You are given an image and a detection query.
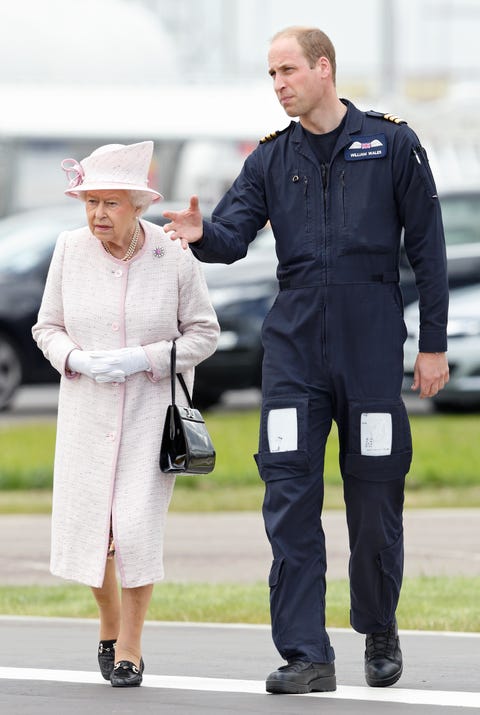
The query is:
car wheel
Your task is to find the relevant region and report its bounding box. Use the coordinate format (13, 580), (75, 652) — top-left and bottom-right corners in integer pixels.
(0, 333), (22, 410)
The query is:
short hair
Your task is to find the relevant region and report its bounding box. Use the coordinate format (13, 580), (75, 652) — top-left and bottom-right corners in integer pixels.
(271, 27), (337, 84)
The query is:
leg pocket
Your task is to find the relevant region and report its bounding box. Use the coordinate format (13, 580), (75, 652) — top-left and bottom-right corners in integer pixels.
(342, 399), (412, 481)
(254, 396), (310, 482)
(269, 555), (285, 588)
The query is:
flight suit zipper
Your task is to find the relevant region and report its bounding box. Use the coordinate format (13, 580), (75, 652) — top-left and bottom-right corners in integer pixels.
(321, 163), (329, 279)
(322, 302), (327, 361)
(341, 170), (346, 226)
(321, 163), (328, 205)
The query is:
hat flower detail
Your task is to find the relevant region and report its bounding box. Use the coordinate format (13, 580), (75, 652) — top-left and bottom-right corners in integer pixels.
(61, 158), (85, 189)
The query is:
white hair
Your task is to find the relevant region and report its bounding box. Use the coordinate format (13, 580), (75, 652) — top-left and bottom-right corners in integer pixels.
(77, 189), (155, 215)
(127, 190), (156, 214)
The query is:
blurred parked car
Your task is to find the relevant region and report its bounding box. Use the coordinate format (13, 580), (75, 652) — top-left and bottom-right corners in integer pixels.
(0, 201), (273, 410)
(194, 228), (276, 406)
(0, 189), (479, 410)
(0, 205), (84, 410)
(403, 284), (480, 411)
(0, 202), (191, 410)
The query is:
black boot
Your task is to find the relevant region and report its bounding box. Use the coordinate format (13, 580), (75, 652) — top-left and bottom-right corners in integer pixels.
(266, 659), (336, 694)
(365, 618), (403, 687)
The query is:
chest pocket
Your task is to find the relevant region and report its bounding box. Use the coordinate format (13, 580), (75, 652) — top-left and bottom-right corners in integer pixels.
(266, 169), (317, 264)
(337, 161), (398, 256)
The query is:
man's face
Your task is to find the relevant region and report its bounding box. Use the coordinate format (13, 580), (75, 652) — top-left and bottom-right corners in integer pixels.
(268, 36), (325, 118)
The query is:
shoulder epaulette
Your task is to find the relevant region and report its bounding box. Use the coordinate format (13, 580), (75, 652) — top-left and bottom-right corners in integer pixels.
(366, 110), (407, 125)
(260, 131), (279, 144)
(259, 123), (292, 144)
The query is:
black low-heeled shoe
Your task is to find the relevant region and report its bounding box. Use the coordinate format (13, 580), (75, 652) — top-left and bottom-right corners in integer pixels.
(98, 639), (116, 680)
(110, 658), (145, 688)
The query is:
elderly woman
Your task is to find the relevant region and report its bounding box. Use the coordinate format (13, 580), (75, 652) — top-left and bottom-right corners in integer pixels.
(32, 141), (219, 688)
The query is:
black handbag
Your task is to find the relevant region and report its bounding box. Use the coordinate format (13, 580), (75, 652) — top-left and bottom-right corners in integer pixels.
(160, 342), (216, 474)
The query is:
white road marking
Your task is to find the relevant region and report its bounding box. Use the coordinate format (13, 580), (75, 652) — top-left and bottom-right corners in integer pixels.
(0, 667), (478, 708)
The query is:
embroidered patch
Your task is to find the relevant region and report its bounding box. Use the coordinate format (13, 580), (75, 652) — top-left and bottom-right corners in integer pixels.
(344, 134), (387, 162)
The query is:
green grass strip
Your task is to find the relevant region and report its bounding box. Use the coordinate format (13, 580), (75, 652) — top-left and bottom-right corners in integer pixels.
(2, 412), (480, 491)
(2, 409), (480, 510)
(0, 576), (478, 632)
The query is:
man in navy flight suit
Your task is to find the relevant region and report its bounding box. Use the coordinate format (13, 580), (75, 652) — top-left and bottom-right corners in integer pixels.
(164, 26), (449, 694)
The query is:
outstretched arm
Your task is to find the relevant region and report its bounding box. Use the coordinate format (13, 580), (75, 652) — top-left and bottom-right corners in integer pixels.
(163, 195), (203, 250)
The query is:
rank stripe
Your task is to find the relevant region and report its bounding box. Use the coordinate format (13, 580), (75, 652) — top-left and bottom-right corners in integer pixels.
(0, 667), (478, 708)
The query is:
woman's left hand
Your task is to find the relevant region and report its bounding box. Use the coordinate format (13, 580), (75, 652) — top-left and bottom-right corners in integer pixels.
(92, 347), (150, 382)
(68, 349), (125, 382)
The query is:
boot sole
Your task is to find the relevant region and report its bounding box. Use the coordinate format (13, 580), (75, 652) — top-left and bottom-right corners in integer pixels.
(366, 666), (402, 688)
(266, 674), (337, 694)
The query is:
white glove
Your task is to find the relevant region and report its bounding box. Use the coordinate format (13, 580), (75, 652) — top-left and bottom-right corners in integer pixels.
(92, 347), (151, 382)
(67, 349), (126, 383)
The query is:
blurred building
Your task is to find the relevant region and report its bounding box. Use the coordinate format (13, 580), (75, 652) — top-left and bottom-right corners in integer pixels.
(135, 0), (480, 98)
(0, 0), (479, 214)
(0, 0), (178, 85)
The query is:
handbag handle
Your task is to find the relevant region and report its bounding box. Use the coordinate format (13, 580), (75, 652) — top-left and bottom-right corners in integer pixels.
(169, 342), (194, 439)
(170, 342), (194, 408)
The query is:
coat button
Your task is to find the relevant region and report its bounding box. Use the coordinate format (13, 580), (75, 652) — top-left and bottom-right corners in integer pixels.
(106, 431), (116, 441)
(113, 269), (123, 277)
(111, 322), (119, 331)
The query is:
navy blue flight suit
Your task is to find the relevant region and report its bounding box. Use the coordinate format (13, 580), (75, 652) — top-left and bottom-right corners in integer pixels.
(192, 100), (448, 664)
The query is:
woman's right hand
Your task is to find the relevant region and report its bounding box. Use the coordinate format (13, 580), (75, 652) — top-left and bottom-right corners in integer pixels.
(67, 349), (126, 382)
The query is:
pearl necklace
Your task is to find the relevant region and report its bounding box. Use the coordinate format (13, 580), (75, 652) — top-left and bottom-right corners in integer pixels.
(103, 221), (141, 261)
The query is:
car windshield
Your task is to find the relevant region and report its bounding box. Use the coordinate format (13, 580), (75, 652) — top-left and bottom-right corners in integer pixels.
(440, 194), (480, 246)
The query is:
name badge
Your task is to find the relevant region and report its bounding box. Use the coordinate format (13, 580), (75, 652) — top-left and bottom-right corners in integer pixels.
(345, 134), (387, 162)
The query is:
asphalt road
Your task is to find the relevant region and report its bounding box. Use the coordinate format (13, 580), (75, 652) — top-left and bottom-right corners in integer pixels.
(1, 508), (480, 587)
(0, 618), (479, 714)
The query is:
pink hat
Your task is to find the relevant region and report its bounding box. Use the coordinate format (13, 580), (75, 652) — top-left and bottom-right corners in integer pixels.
(61, 141), (163, 201)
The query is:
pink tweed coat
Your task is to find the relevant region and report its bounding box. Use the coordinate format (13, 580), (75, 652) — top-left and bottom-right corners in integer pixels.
(32, 219), (219, 588)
